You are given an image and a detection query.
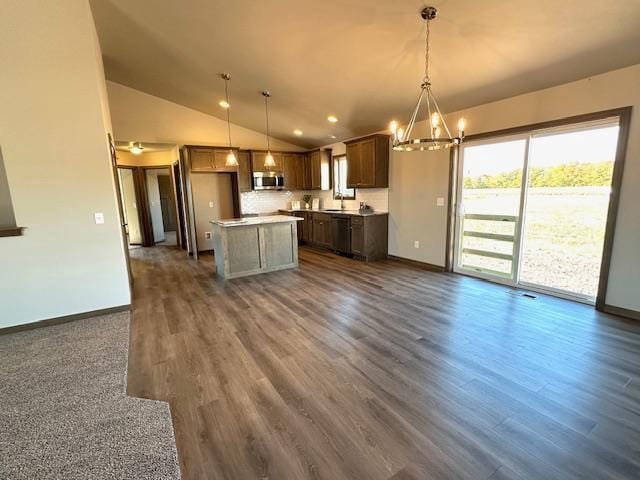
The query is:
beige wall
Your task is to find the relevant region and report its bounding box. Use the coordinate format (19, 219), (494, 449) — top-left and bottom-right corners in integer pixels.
(116, 148), (178, 167)
(389, 63), (640, 311)
(0, 0), (130, 327)
(190, 173), (235, 251)
(107, 82), (304, 152)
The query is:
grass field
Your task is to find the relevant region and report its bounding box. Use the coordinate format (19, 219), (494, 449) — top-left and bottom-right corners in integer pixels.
(460, 186), (610, 298)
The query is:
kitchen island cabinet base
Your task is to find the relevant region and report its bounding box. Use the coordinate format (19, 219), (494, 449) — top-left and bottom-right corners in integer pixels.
(211, 216), (302, 279)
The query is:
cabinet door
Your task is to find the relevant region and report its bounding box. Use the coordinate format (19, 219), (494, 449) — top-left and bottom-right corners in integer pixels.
(283, 154), (296, 189)
(294, 212), (304, 242)
(190, 149), (214, 171)
(303, 213), (312, 242)
(346, 143), (361, 187)
(295, 154), (306, 190)
(359, 138), (376, 187)
(350, 217), (365, 255)
(237, 151), (252, 192)
(312, 219), (323, 244)
(302, 155), (312, 189)
(310, 151), (321, 189)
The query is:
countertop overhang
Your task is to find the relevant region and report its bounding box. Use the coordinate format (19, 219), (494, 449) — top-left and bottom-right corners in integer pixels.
(279, 208), (388, 217)
(211, 215), (302, 228)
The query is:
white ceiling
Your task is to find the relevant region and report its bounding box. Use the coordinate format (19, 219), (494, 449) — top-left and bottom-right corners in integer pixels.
(115, 141), (175, 152)
(91, 0), (640, 148)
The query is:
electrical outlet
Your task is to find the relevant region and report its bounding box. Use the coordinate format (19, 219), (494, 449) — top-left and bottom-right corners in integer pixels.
(94, 212), (104, 224)
(209, 201), (214, 208)
(436, 197), (445, 207)
(414, 240), (420, 249)
(205, 232), (212, 240)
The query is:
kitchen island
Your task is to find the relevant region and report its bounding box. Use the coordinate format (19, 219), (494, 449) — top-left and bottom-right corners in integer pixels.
(210, 215), (302, 279)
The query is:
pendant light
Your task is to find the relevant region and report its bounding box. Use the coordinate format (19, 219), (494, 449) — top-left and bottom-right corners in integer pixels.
(389, 6), (466, 152)
(128, 142), (144, 155)
(221, 73), (238, 167)
(262, 91), (276, 167)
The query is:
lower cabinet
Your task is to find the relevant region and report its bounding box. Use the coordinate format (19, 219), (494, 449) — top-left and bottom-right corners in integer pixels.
(312, 213), (332, 248)
(350, 216), (365, 255)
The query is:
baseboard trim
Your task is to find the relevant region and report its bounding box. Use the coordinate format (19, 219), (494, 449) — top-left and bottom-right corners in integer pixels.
(601, 304), (640, 321)
(388, 255), (445, 272)
(0, 304), (132, 336)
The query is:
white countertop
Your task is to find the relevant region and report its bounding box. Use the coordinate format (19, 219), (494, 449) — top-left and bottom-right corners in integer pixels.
(211, 215), (302, 228)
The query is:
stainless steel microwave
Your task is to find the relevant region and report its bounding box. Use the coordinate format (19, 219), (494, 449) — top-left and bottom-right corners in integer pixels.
(253, 171), (284, 190)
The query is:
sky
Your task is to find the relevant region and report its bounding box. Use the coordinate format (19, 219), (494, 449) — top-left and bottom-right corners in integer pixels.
(462, 125), (619, 178)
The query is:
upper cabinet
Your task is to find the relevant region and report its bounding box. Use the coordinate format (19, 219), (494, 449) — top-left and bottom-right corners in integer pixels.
(345, 134), (390, 188)
(283, 153), (307, 190)
(185, 146), (239, 173)
(184, 145), (331, 192)
(237, 150), (252, 192)
(307, 149), (331, 190)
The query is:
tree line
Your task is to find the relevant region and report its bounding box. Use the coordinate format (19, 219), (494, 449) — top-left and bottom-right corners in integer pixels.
(463, 161), (613, 189)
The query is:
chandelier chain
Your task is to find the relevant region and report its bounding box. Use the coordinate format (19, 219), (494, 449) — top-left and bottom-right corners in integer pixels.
(264, 94), (271, 152)
(224, 77), (232, 149)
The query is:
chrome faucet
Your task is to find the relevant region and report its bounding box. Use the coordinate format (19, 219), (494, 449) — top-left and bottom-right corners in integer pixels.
(339, 191), (345, 210)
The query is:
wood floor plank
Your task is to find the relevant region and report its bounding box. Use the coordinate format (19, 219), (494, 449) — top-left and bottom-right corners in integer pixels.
(126, 245), (640, 480)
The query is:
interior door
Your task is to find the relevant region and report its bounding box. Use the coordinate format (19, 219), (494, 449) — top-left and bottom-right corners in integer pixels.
(454, 135), (529, 284)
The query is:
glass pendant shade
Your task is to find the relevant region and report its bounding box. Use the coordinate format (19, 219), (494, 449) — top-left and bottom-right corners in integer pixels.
(264, 151), (276, 167)
(225, 150), (238, 167)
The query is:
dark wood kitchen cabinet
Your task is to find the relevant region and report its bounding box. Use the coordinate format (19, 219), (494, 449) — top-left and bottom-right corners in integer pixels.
(284, 153), (309, 190)
(312, 213), (332, 247)
(345, 134), (389, 188)
(185, 146), (239, 173)
(350, 214), (388, 261)
(307, 149), (331, 190)
(237, 150), (252, 192)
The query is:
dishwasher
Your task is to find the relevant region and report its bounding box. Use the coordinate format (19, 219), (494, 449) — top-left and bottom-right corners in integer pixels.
(331, 214), (351, 254)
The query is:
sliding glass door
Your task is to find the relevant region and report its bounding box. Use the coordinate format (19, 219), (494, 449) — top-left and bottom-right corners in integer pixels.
(454, 119), (619, 303)
(454, 135), (528, 282)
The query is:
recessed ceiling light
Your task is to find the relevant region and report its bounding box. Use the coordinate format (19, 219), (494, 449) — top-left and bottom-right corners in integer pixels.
(219, 100), (230, 108)
(329, 135), (337, 139)
(327, 115), (338, 123)
(293, 129), (303, 136)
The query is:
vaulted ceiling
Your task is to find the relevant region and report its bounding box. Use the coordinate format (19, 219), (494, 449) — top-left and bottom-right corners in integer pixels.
(91, 0), (640, 148)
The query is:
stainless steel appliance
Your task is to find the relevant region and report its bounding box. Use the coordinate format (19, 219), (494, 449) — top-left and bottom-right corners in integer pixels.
(331, 214), (351, 254)
(253, 171), (284, 190)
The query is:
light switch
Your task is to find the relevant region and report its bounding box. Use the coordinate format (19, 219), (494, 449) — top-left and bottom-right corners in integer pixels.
(94, 212), (105, 224)
(436, 197), (445, 207)
(414, 240), (420, 249)
(209, 201), (214, 208)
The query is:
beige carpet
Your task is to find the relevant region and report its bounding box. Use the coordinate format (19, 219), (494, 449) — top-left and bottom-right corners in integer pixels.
(0, 312), (181, 479)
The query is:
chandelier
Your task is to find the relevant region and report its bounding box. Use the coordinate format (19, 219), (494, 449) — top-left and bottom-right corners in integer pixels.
(390, 6), (465, 152)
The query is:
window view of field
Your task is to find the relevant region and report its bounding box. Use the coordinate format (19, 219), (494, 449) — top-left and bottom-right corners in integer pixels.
(459, 125), (618, 299)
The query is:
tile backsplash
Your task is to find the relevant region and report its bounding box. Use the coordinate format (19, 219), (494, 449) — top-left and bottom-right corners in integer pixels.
(240, 188), (388, 214)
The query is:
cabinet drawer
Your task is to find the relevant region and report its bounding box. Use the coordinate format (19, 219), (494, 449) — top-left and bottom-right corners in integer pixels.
(312, 213), (332, 223)
(351, 216), (364, 226)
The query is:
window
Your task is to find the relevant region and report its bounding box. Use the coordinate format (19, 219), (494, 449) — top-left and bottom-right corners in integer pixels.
(333, 155), (355, 200)
(0, 146), (22, 237)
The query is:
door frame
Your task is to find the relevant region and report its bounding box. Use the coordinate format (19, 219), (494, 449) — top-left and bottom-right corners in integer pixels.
(446, 106), (632, 311)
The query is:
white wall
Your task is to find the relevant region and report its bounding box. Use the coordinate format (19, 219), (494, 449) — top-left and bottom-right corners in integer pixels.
(389, 64), (640, 311)
(0, 0), (130, 327)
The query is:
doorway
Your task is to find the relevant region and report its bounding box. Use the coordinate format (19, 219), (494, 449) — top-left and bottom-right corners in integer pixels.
(117, 167), (143, 246)
(454, 117), (622, 304)
(145, 168), (178, 246)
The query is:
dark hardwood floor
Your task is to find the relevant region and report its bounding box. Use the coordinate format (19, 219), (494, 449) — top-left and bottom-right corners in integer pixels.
(127, 245), (640, 480)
